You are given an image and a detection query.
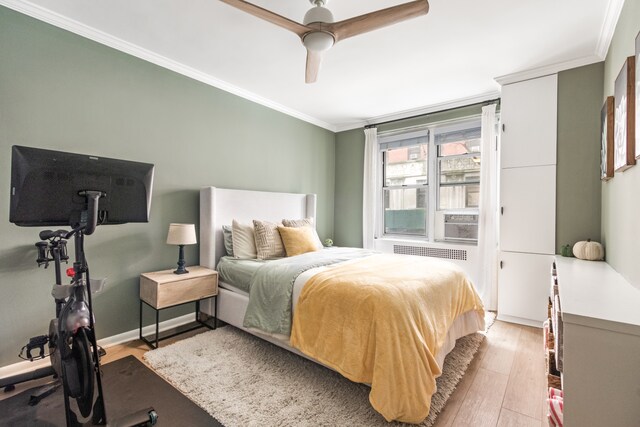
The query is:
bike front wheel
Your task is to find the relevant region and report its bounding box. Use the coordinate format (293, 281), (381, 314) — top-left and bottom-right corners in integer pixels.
(71, 327), (95, 417)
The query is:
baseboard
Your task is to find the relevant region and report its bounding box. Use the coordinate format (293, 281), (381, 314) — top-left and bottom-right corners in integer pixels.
(0, 313), (194, 379)
(496, 313), (543, 328)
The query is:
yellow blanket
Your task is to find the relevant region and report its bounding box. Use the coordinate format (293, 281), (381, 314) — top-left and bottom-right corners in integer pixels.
(290, 254), (484, 424)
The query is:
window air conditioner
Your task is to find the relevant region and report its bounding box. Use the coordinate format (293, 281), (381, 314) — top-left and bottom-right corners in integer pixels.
(443, 214), (479, 242)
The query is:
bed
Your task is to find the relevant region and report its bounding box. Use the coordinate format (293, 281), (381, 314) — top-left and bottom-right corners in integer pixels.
(199, 187), (485, 424)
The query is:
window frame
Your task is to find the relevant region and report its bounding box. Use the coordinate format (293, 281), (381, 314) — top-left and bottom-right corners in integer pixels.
(377, 115), (483, 244)
(379, 131), (430, 238)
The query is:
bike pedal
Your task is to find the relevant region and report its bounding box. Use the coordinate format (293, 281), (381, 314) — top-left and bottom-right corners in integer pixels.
(25, 335), (49, 361)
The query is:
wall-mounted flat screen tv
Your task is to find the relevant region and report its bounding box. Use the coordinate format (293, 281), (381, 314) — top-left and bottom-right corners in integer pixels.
(10, 146), (155, 227)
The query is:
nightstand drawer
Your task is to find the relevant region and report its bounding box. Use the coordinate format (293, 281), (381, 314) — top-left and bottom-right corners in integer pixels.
(140, 266), (218, 309)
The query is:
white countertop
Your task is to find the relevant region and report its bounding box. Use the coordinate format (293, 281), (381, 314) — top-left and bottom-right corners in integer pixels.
(554, 257), (640, 335)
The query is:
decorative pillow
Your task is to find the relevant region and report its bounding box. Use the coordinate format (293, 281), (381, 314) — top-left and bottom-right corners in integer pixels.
(222, 225), (234, 257)
(253, 220), (286, 260)
(232, 220), (257, 259)
(281, 217), (323, 249)
(278, 226), (320, 257)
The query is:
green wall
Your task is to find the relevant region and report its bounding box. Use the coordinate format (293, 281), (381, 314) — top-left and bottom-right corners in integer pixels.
(0, 7), (335, 367)
(601, 0), (640, 286)
(334, 129), (365, 247)
(556, 63), (604, 252)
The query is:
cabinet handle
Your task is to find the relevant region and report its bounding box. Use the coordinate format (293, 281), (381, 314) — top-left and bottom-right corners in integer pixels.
(500, 207), (504, 215)
(500, 261), (503, 269)
(502, 124), (505, 132)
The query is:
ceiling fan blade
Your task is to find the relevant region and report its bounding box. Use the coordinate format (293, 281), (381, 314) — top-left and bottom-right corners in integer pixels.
(305, 49), (323, 84)
(327, 0), (429, 43)
(219, 0), (310, 38)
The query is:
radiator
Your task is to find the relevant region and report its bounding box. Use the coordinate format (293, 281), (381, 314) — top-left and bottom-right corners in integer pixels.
(393, 245), (467, 261)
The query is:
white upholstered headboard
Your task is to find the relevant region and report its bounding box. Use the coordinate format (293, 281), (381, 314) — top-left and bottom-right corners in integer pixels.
(199, 187), (317, 269)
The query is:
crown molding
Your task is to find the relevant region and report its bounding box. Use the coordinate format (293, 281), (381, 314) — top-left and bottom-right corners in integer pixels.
(494, 54), (603, 86)
(0, 0), (336, 132)
(596, 0), (626, 59)
(334, 91), (502, 132)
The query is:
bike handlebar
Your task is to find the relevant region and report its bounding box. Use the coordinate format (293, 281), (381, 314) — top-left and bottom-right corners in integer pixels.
(39, 229), (70, 241)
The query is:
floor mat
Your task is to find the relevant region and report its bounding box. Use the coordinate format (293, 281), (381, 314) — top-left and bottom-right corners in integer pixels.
(0, 355), (222, 427)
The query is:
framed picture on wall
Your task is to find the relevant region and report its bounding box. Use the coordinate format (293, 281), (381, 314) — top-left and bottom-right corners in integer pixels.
(636, 31), (640, 159)
(601, 96), (614, 181)
(614, 56), (636, 171)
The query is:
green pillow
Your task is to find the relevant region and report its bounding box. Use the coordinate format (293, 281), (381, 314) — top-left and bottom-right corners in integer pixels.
(222, 225), (234, 257)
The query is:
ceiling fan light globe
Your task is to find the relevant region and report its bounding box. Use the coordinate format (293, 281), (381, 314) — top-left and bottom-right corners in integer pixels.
(303, 6), (334, 25)
(303, 31), (334, 52)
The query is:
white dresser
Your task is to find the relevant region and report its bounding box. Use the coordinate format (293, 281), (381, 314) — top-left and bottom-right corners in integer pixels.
(554, 257), (640, 427)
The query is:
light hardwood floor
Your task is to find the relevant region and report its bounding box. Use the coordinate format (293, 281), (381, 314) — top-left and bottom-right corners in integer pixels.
(3, 320), (547, 426)
(433, 320), (548, 427)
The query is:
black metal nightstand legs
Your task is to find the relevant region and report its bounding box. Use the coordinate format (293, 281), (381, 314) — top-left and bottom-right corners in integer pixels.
(139, 296), (217, 349)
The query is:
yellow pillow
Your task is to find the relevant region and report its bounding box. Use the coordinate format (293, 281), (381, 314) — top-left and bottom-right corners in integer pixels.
(277, 226), (319, 257)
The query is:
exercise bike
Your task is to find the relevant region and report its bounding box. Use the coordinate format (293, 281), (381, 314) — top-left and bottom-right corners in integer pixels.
(1, 191), (158, 427)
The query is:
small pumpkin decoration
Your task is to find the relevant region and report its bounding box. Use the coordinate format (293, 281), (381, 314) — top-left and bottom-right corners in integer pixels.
(573, 239), (604, 261)
(561, 244), (572, 257)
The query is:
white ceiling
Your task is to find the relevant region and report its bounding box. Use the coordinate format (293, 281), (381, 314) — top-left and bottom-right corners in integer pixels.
(2, 0), (622, 131)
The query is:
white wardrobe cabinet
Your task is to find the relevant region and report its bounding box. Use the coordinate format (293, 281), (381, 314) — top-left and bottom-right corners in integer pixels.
(500, 74), (558, 169)
(497, 251), (553, 324)
(499, 165), (556, 254)
(497, 73), (557, 326)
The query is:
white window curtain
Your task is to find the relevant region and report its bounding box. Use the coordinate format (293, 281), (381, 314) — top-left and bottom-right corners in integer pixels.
(477, 103), (498, 310)
(362, 127), (378, 249)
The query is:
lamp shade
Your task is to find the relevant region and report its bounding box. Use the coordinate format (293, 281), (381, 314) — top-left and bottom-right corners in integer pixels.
(166, 223), (197, 245)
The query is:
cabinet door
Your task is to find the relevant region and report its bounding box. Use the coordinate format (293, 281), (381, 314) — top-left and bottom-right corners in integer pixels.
(500, 165), (555, 254)
(498, 251), (552, 323)
(501, 74), (557, 168)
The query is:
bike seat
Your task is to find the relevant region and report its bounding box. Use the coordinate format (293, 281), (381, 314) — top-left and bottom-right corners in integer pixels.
(39, 229), (70, 240)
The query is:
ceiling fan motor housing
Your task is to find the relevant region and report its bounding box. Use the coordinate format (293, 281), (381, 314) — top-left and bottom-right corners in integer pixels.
(303, 31), (335, 52)
(302, 4), (335, 52)
(303, 5), (334, 25)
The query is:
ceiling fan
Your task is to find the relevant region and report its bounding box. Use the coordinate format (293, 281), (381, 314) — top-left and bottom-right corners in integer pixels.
(219, 0), (430, 83)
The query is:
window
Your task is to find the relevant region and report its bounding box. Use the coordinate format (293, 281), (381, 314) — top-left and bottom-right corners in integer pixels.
(380, 130), (429, 237)
(378, 117), (482, 243)
(436, 120), (481, 211)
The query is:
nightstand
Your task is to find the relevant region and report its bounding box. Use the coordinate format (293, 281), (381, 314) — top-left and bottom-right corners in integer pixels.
(139, 266), (218, 349)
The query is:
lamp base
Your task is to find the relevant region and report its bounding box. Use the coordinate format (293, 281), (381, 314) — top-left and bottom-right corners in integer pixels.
(173, 245), (189, 275)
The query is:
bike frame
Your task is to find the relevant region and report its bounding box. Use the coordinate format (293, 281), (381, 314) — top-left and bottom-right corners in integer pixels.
(56, 191), (108, 426)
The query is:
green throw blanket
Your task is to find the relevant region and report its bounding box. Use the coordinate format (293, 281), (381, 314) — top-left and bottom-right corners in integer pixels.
(243, 247), (375, 336)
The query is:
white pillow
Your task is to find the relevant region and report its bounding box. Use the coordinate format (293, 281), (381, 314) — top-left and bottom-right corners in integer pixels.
(232, 220), (257, 259)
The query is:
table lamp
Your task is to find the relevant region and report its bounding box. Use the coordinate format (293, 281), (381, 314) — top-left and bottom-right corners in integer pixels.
(166, 223), (197, 274)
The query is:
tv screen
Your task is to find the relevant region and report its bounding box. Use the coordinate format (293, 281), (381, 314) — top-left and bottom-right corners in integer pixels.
(10, 146), (155, 227)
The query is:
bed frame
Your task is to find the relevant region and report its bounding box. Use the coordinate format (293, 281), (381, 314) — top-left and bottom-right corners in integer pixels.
(198, 186), (484, 368)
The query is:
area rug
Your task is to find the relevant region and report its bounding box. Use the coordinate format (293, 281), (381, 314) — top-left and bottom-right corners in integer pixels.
(0, 355), (221, 427)
(144, 312), (495, 427)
